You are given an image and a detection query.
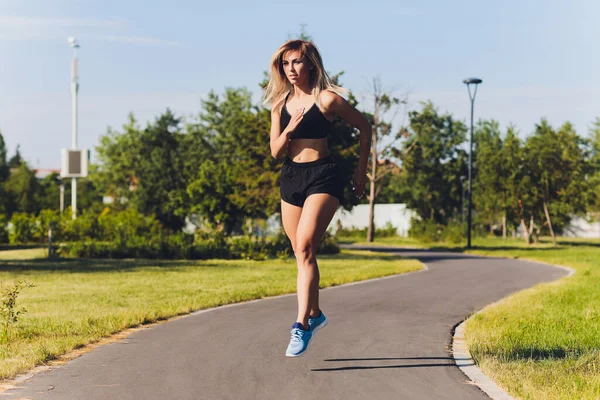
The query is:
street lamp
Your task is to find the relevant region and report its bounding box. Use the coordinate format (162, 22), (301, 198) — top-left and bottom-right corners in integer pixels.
(463, 77), (482, 248)
(460, 175), (467, 225)
(68, 37), (80, 219)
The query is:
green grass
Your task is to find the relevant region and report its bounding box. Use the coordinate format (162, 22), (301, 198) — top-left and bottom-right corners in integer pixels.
(464, 242), (600, 400)
(343, 235), (600, 400)
(0, 248), (421, 381)
(0, 248), (48, 260)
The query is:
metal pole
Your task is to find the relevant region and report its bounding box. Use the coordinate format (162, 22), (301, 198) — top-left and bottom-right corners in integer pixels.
(70, 43), (79, 219)
(463, 79), (481, 248)
(467, 95), (474, 248)
(461, 178), (466, 225)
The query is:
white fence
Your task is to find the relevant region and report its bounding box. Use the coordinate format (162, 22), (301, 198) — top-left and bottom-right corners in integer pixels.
(329, 204), (415, 237)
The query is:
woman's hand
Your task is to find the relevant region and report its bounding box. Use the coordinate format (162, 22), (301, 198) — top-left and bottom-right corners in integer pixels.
(352, 169), (366, 199)
(283, 106), (305, 136)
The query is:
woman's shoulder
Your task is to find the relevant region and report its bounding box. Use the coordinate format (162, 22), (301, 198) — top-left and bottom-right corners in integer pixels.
(319, 89), (345, 113)
(271, 92), (290, 115)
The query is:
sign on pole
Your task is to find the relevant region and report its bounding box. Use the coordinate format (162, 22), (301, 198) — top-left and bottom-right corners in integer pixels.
(60, 148), (89, 178)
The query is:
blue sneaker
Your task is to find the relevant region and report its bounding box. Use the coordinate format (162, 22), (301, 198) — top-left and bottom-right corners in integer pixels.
(308, 311), (328, 334)
(285, 322), (312, 357)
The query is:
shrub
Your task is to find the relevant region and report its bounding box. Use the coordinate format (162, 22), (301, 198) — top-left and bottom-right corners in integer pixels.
(0, 216), (9, 244)
(335, 222), (398, 240)
(9, 213), (36, 244)
(408, 218), (443, 243)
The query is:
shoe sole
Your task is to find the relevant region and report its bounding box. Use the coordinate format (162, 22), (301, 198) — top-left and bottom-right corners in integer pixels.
(311, 317), (328, 335)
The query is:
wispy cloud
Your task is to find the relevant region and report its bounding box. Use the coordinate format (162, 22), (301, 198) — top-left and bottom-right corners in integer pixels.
(0, 15), (125, 28)
(89, 35), (181, 47)
(0, 15), (180, 47)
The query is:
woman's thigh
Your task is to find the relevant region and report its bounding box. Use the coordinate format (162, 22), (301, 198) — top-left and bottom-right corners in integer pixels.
(281, 199), (303, 252)
(295, 194), (340, 250)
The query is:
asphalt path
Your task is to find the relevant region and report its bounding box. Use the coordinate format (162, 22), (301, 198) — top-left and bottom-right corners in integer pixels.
(3, 247), (568, 400)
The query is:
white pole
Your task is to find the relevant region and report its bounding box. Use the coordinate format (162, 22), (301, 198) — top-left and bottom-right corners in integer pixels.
(60, 184), (65, 212)
(70, 40), (79, 219)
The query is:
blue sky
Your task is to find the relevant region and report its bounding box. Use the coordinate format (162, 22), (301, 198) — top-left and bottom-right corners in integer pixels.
(0, 0), (598, 168)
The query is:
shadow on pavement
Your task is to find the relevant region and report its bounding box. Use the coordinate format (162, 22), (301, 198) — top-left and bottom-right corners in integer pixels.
(312, 363), (455, 372)
(325, 357), (454, 362)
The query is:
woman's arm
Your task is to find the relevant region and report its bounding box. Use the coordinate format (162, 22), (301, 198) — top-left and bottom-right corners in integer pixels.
(270, 98), (305, 159)
(322, 91), (372, 197)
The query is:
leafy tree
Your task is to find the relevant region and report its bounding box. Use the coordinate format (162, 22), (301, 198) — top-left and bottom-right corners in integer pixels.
(589, 118), (600, 215)
(499, 126), (532, 240)
(7, 145), (23, 169)
(522, 120), (593, 245)
(0, 129), (8, 182)
(95, 111), (192, 230)
(94, 114), (143, 207)
(133, 110), (188, 231)
(38, 172), (62, 211)
(187, 88), (280, 234)
(4, 162), (41, 215)
(473, 120), (505, 234)
(397, 101), (468, 225)
(360, 78), (410, 241)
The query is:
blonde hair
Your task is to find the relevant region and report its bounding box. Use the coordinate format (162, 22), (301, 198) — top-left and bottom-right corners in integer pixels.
(262, 39), (346, 109)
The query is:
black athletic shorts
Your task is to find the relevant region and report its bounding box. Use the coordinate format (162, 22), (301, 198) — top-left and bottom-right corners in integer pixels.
(280, 155), (345, 207)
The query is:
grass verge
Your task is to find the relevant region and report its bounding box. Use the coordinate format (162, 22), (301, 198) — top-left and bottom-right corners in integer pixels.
(0, 248), (421, 381)
(464, 243), (600, 400)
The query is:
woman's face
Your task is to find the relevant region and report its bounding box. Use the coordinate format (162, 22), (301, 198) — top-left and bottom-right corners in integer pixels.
(282, 49), (312, 86)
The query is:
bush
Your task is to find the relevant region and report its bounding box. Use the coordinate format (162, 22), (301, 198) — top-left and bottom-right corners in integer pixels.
(317, 232), (340, 254)
(29, 209), (340, 260)
(444, 222), (466, 244)
(58, 210), (100, 242)
(335, 222), (398, 240)
(57, 230), (340, 260)
(9, 213), (37, 244)
(98, 208), (165, 243)
(0, 216), (9, 244)
(409, 218), (467, 244)
(34, 210), (60, 243)
(408, 218), (443, 243)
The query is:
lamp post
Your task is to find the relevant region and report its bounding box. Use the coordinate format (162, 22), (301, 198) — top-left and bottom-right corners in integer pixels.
(68, 37), (80, 219)
(460, 175), (467, 225)
(463, 77), (482, 248)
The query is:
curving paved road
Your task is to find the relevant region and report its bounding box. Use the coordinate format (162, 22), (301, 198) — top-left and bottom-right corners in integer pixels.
(3, 247), (568, 400)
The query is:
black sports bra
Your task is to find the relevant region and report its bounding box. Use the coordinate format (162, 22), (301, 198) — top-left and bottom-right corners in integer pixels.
(279, 92), (333, 140)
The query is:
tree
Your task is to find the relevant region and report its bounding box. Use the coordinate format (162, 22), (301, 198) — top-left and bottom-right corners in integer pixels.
(133, 110), (188, 231)
(0, 129), (8, 215)
(8, 145), (23, 169)
(397, 101), (468, 225)
(94, 114), (143, 207)
(4, 162), (41, 215)
(523, 120), (593, 245)
(589, 118), (600, 216)
(38, 173), (62, 211)
(95, 111), (192, 230)
(362, 78), (409, 242)
(187, 88), (280, 234)
(0, 129), (8, 182)
(473, 120), (505, 235)
(499, 126), (532, 241)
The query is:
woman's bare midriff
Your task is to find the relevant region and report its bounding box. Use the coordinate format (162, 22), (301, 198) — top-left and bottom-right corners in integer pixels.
(287, 138), (329, 162)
